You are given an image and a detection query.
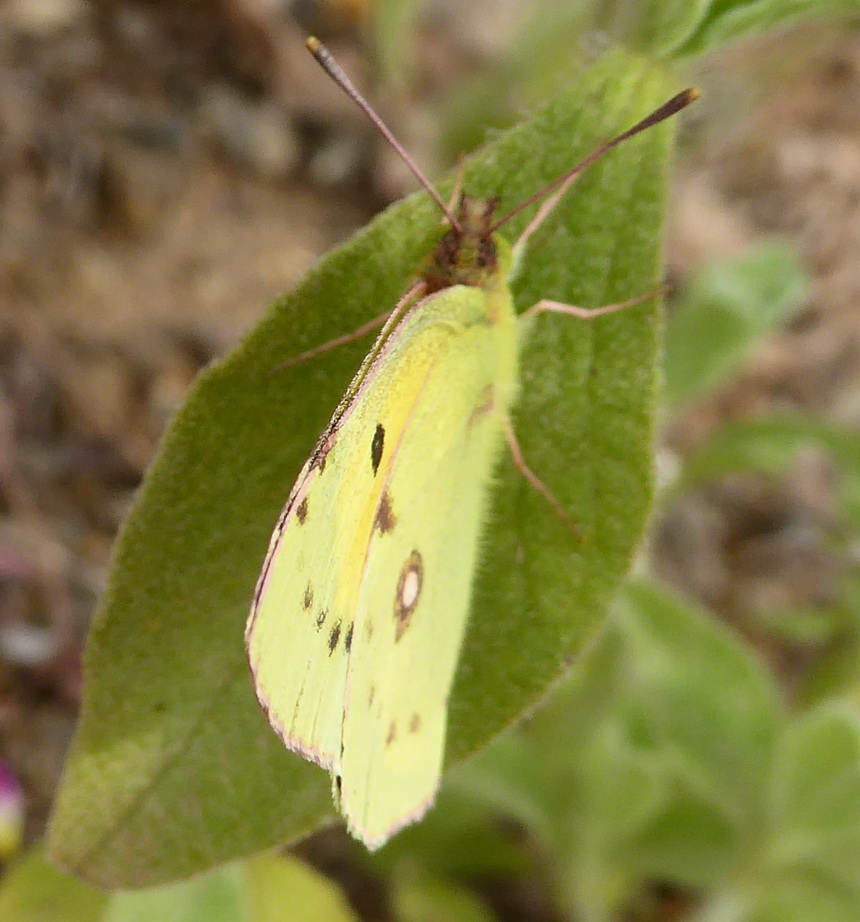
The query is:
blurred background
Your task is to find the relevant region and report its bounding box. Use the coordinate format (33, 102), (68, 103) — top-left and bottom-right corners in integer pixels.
(1, 1), (860, 920)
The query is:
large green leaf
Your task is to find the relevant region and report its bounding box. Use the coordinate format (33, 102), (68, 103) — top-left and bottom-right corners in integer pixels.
(49, 49), (683, 886)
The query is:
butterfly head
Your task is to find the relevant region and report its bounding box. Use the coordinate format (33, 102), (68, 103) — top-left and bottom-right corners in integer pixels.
(420, 193), (513, 293)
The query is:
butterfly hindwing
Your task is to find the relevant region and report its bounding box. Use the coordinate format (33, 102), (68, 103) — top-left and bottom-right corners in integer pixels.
(249, 274), (519, 843)
(337, 281), (519, 845)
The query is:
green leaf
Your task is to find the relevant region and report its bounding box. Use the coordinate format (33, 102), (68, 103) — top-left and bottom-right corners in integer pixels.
(619, 580), (782, 822)
(373, 0), (427, 87)
(609, 579), (783, 888)
(105, 855), (358, 922)
(105, 866), (246, 922)
(49, 50), (682, 886)
(390, 871), (496, 922)
(627, 790), (740, 886)
(0, 847), (107, 922)
(509, 580), (783, 916)
(767, 704), (860, 886)
(591, 0), (713, 59)
(245, 854), (359, 922)
(663, 242), (807, 410)
(745, 879), (860, 922)
(674, 0), (860, 58)
(698, 878), (860, 922)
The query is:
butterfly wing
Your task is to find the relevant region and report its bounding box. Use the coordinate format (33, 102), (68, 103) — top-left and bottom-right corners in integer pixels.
(247, 279), (518, 844)
(338, 283), (519, 847)
(246, 291), (423, 768)
(246, 440), (363, 769)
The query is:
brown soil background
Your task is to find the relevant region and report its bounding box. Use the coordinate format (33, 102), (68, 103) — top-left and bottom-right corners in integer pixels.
(1, 0), (859, 909)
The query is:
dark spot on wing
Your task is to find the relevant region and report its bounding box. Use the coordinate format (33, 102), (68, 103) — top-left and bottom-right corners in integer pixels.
(374, 490), (397, 534)
(386, 722), (396, 746)
(365, 619), (374, 640)
(394, 550), (423, 642)
(316, 609), (327, 630)
(368, 684), (376, 706)
(328, 621), (341, 654)
(409, 713), (421, 733)
(344, 623), (354, 653)
(303, 584), (314, 610)
(296, 496), (308, 524)
(371, 423), (385, 474)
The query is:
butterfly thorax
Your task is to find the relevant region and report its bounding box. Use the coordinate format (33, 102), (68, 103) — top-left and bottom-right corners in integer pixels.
(421, 194), (504, 293)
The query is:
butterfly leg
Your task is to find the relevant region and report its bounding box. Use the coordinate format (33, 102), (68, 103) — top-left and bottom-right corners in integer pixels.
(522, 286), (667, 323)
(502, 416), (581, 538)
(269, 310), (394, 373)
(269, 280), (431, 374)
(511, 177), (576, 265)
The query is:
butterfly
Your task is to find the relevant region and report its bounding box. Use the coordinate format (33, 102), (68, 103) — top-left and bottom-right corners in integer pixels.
(246, 36), (697, 849)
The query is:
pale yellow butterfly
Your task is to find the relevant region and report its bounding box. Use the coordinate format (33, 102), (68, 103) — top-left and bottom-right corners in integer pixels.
(246, 37), (697, 848)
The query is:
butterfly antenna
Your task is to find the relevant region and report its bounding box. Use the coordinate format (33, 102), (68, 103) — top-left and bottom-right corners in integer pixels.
(491, 88), (700, 235)
(307, 37), (460, 230)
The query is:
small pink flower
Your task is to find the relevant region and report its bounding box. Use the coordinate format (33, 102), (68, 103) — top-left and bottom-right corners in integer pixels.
(0, 761), (24, 860)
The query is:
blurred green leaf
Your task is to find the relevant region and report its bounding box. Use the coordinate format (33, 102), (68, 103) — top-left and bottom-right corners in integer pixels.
(439, 3), (591, 157)
(591, 0), (713, 58)
(576, 724), (666, 846)
(107, 854), (357, 922)
(245, 854), (359, 922)
(618, 580), (782, 830)
(372, 0), (425, 85)
(0, 847), (107, 922)
(768, 705), (860, 880)
(515, 579), (784, 915)
(50, 50), (681, 887)
(105, 866), (245, 922)
(663, 243), (807, 410)
(744, 880), (860, 922)
(676, 706), (860, 921)
(628, 790), (740, 886)
(674, 0), (860, 58)
(391, 871), (495, 922)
